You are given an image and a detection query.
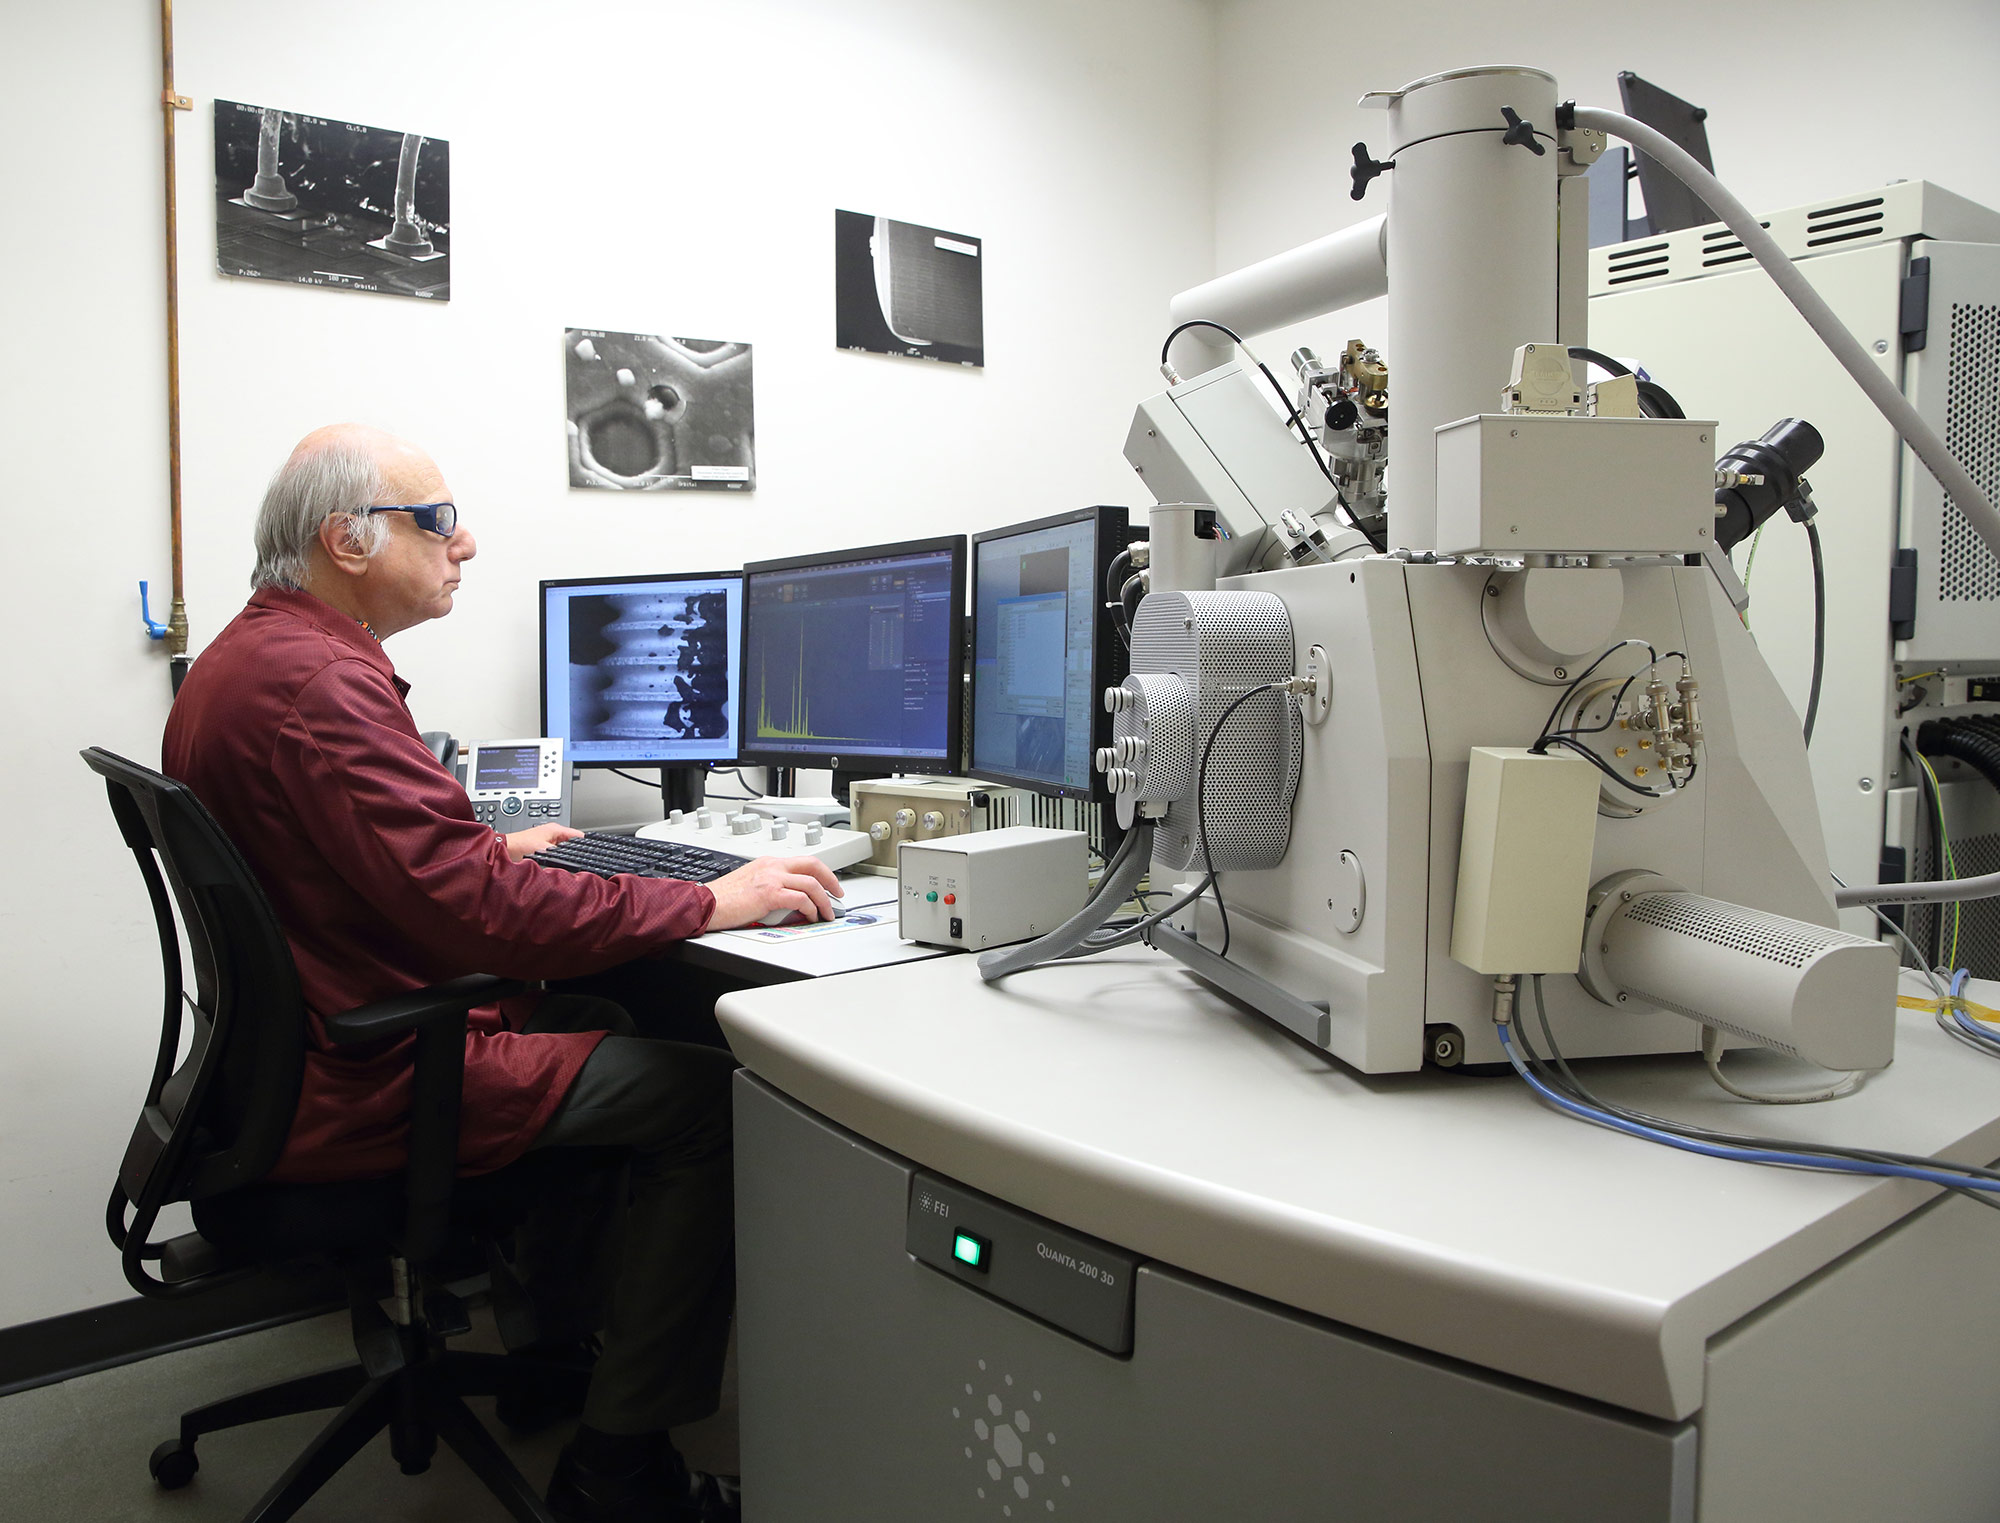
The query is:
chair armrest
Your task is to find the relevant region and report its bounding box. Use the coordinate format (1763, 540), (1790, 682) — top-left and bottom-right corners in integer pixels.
(324, 975), (527, 1048)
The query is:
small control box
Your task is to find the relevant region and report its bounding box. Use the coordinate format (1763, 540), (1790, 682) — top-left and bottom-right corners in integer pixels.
(899, 826), (1088, 950)
(849, 776), (1025, 875)
(461, 737), (571, 835)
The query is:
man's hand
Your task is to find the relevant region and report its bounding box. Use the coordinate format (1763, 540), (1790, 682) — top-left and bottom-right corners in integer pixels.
(703, 855), (842, 931)
(504, 823), (584, 863)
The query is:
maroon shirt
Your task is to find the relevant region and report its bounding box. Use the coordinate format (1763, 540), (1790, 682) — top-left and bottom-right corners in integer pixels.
(162, 587), (716, 1182)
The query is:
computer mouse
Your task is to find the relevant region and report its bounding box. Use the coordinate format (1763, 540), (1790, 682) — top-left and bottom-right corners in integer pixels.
(752, 895), (848, 928)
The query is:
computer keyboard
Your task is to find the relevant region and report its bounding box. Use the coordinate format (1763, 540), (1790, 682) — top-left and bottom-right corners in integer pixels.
(533, 832), (751, 884)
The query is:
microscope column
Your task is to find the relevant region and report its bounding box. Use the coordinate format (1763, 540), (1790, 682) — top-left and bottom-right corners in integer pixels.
(1380, 67), (1559, 550)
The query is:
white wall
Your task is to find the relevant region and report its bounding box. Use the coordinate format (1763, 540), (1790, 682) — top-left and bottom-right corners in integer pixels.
(0, 0), (1214, 1327)
(1210, 0), (2000, 383)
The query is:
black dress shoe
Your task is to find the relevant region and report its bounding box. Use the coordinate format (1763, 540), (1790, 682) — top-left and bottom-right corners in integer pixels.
(546, 1441), (741, 1523)
(493, 1336), (598, 1434)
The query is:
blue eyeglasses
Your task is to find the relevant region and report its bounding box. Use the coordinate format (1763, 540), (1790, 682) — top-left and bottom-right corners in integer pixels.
(369, 501), (459, 536)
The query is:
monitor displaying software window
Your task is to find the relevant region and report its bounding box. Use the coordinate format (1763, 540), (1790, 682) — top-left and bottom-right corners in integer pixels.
(540, 571), (742, 766)
(969, 506), (1128, 799)
(740, 537), (965, 773)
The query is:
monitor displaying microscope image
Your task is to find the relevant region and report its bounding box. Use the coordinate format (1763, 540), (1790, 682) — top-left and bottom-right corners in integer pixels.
(540, 572), (743, 766)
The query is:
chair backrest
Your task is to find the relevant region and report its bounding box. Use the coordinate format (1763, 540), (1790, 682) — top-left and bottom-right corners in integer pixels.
(85, 748), (311, 1293)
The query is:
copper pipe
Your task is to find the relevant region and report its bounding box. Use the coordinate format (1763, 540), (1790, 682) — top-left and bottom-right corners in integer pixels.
(160, 0), (190, 658)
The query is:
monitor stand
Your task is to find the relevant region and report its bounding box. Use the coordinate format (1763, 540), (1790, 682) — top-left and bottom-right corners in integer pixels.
(660, 766), (706, 816)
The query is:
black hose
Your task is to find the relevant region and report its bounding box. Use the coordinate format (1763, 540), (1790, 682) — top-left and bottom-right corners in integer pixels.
(1803, 520), (1826, 745)
(1568, 346), (1632, 378)
(1634, 380), (1686, 419)
(1918, 716), (2000, 797)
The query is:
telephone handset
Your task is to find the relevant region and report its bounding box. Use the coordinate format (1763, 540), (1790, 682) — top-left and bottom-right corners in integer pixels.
(425, 734), (572, 835)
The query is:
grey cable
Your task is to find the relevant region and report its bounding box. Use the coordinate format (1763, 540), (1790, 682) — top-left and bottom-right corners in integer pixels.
(976, 821), (1157, 981)
(1572, 106), (2000, 567)
(1834, 870), (2000, 909)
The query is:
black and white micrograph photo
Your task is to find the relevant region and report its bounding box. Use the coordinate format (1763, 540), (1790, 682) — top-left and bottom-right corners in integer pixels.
(213, 99), (450, 300)
(564, 586), (734, 752)
(835, 209), (984, 367)
(565, 330), (756, 492)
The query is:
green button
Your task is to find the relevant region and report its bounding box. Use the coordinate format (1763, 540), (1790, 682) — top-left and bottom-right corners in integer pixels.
(952, 1230), (989, 1270)
(927, 891), (939, 902)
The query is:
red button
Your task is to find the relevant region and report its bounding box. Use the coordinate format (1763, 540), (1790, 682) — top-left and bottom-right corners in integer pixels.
(943, 893), (956, 905)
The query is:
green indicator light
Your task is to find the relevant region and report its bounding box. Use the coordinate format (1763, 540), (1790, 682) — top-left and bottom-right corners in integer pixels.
(953, 1231), (988, 1270)
(927, 891), (939, 902)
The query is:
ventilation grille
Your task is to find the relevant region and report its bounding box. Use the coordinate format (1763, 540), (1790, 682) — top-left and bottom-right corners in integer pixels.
(1804, 196), (1886, 248)
(1909, 828), (2000, 980)
(1623, 894), (1860, 969)
(1023, 794), (1106, 858)
(1699, 222), (1768, 269)
(1941, 302), (2000, 602)
(1605, 240), (1670, 287)
(1625, 988), (1801, 1058)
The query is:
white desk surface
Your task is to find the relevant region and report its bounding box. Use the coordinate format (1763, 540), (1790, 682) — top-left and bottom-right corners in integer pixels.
(717, 951), (2000, 1421)
(680, 872), (953, 983)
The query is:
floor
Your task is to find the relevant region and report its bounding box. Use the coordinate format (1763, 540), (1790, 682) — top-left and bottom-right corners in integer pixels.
(0, 1309), (739, 1521)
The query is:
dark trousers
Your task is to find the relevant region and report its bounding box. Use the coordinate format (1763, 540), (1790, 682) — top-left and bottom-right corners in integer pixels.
(517, 994), (737, 1435)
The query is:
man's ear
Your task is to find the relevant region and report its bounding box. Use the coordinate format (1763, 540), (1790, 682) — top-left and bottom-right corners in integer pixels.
(317, 513), (373, 580)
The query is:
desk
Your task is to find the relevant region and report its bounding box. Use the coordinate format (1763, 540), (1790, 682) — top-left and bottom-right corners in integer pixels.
(716, 952), (2000, 1522)
(675, 872), (953, 985)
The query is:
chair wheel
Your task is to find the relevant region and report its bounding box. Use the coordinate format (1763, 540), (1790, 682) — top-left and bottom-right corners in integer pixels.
(149, 1439), (199, 1490)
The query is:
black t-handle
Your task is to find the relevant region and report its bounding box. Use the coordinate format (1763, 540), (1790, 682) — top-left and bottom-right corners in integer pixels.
(1500, 107), (1546, 155)
(1350, 142), (1393, 201)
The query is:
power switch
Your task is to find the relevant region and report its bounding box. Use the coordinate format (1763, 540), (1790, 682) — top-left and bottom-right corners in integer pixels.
(949, 916), (964, 940)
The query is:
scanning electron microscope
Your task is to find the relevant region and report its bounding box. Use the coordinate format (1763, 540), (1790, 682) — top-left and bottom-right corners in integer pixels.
(990, 64), (2000, 1084)
(717, 65), (2000, 1523)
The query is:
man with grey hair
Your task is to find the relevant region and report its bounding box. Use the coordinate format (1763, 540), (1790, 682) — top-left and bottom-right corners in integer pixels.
(164, 423), (828, 1521)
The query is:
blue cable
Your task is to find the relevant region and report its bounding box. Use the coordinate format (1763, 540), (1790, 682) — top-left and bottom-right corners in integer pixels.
(1950, 969), (1972, 999)
(1952, 1007), (2000, 1052)
(1496, 1024), (2000, 1195)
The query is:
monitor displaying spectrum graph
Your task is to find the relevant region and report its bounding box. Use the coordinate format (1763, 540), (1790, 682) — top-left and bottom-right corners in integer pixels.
(739, 536), (966, 774)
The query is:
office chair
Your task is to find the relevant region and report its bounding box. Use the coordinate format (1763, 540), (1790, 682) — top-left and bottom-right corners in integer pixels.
(85, 747), (602, 1523)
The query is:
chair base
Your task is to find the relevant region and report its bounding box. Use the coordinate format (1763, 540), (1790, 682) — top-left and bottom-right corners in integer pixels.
(152, 1345), (588, 1523)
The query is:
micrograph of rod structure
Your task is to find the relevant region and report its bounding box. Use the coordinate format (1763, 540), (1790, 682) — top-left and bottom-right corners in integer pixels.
(213, 99), (449, 300)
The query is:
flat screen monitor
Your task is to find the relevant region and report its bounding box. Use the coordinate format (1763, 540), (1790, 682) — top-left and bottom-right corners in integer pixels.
(968, 506), (1130, 800)
(1617, 71), (1717, 235)
(539, 571), (743, 767)
(739, 536), (966, 774)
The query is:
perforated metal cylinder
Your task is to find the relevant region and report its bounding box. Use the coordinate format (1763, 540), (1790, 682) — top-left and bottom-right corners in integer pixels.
(1121, 590), (1300, 872)
(1596, 891), (1898, 1070)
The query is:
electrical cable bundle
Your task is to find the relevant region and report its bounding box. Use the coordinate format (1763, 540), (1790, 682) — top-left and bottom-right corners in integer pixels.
(1498, 974), (2000, 1210)
(1526, 640), (1695, 801)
